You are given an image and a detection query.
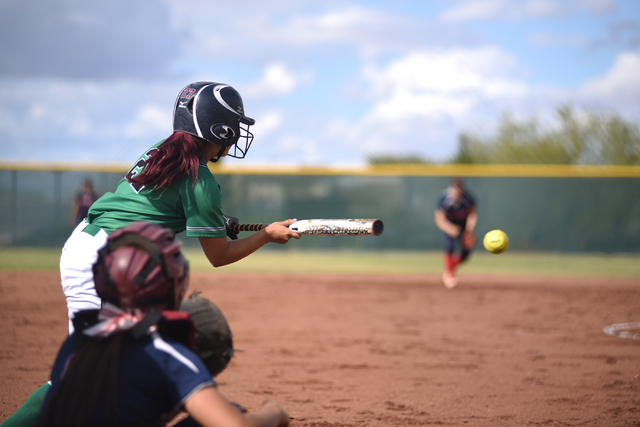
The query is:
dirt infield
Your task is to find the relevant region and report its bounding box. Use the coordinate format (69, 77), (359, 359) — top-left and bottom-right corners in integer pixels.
(1, 271), (639, 426)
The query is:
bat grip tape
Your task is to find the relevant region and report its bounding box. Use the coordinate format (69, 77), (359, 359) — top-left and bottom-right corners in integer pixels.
(231, 223), (268, 233)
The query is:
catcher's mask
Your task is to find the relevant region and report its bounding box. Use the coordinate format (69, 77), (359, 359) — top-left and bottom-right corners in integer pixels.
(93, 222), (189, 312)
(173, 82), (255, 162)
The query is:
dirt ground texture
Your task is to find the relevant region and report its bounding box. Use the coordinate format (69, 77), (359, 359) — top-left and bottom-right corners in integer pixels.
(1, 271), (639, 427)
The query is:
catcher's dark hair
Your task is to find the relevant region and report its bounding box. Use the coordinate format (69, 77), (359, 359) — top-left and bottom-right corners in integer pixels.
(38, 333), (127, 427)
(127, 131), (205, 190)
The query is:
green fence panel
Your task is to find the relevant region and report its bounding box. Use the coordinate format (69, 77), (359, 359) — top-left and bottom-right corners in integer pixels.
(0, 168), (638, 252)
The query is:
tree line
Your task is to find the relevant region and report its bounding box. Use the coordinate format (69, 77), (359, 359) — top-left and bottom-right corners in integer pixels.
(368, 106), (640, 165)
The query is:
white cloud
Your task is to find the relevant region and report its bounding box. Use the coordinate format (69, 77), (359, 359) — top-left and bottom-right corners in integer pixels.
(326, 47), (531, 161)
(274, 135), (321, 164)
(125, 104), (169, 139)
(528, 31), (589, 46)
(244, 63), (312, 99)
(173, 4), (396, 57)
(362, 48), (528, 119)
(176, 4), (461, 65)
(221, 6), (393, 49)
(0, 0), (634, 167)
(577, 0), (616, 15)
(252, 111), (283, 138)
(68, 114), (92, 137)
(0, 79), (177, 162)
(30, 102), (50, 120)
(440, 0), (567, 22)
(579, 52), (640, 111)
(439, 0), (507, 22)
(440, 0), (615, 23)
(324, 49), (640, 163)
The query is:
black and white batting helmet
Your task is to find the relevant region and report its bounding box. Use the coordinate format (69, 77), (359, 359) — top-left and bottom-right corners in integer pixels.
(173, 82), (255, 161)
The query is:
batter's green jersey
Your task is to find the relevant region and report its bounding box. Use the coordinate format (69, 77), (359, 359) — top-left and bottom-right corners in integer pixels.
(87, 141), (227, 238)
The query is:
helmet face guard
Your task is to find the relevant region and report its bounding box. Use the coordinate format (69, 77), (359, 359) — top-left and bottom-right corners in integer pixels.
(225, 122), (254, 160)
(173, 82), (255, 160)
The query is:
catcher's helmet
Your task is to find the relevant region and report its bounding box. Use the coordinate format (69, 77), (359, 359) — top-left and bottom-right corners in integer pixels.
(173, 82), (255, 161)
(93, 222), (189, 311)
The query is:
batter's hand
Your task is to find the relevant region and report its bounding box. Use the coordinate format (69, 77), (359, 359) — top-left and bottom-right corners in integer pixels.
(265, 219), (301, 244)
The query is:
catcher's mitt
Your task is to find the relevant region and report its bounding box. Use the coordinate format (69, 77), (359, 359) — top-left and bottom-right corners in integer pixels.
(180, 291), (234, 377)
(461, 230), (476, 250)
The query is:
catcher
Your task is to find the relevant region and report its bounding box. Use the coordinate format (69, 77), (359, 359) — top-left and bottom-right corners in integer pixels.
(434, 177), (478, 289)
(36, 222), (289, 427)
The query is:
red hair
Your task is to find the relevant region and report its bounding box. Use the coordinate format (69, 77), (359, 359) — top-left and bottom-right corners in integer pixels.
(127, 132), (205, 190)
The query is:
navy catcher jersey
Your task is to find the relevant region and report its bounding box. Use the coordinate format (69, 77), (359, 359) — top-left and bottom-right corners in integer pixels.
(436, 190), (476, 226)
(46, 331), (216, 425)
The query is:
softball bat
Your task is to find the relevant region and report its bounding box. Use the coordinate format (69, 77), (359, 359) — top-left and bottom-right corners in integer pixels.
(231, 219), (384, 236)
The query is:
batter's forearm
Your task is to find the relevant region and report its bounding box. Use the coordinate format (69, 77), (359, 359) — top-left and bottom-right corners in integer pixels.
(199, 220), (300, 268)
(200, 232), (269, 268)
(225, 230), (272, 265)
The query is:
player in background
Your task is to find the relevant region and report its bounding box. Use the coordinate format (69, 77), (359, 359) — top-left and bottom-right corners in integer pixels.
(70, 179), (99, 226)
(0, 82), (300, 427)
(37, 222), (289, 427)
(434, 177), (478, 289)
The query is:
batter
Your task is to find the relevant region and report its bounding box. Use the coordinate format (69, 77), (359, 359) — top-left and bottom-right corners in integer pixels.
(60, 82), (301, 332)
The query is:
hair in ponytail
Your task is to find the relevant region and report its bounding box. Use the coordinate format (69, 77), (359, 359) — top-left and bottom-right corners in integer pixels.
(127, 131), (206, 190)
(38, 334), (127, 427)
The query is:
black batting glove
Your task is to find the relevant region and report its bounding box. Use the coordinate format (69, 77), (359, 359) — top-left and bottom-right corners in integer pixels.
(223, 214), (239, 240)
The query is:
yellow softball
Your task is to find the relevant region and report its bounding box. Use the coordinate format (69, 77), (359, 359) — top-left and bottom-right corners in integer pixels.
(483, 230), (509, 254)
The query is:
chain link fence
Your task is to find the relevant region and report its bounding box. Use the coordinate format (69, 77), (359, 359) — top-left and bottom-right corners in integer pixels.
(1, 166), (638, 252)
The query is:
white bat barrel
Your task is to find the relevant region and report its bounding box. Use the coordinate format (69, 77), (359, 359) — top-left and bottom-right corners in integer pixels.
(288, 219), (384, 236)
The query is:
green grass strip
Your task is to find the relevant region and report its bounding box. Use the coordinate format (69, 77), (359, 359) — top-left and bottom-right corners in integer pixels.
(0, 248), (63, 271)
(3, 248), (637, 277)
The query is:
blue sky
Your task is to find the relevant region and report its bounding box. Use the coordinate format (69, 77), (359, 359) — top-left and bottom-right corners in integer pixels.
(0, 0), (638, 166)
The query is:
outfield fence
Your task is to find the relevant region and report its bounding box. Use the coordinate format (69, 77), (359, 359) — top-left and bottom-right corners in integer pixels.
(1, 162), (639, 252)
